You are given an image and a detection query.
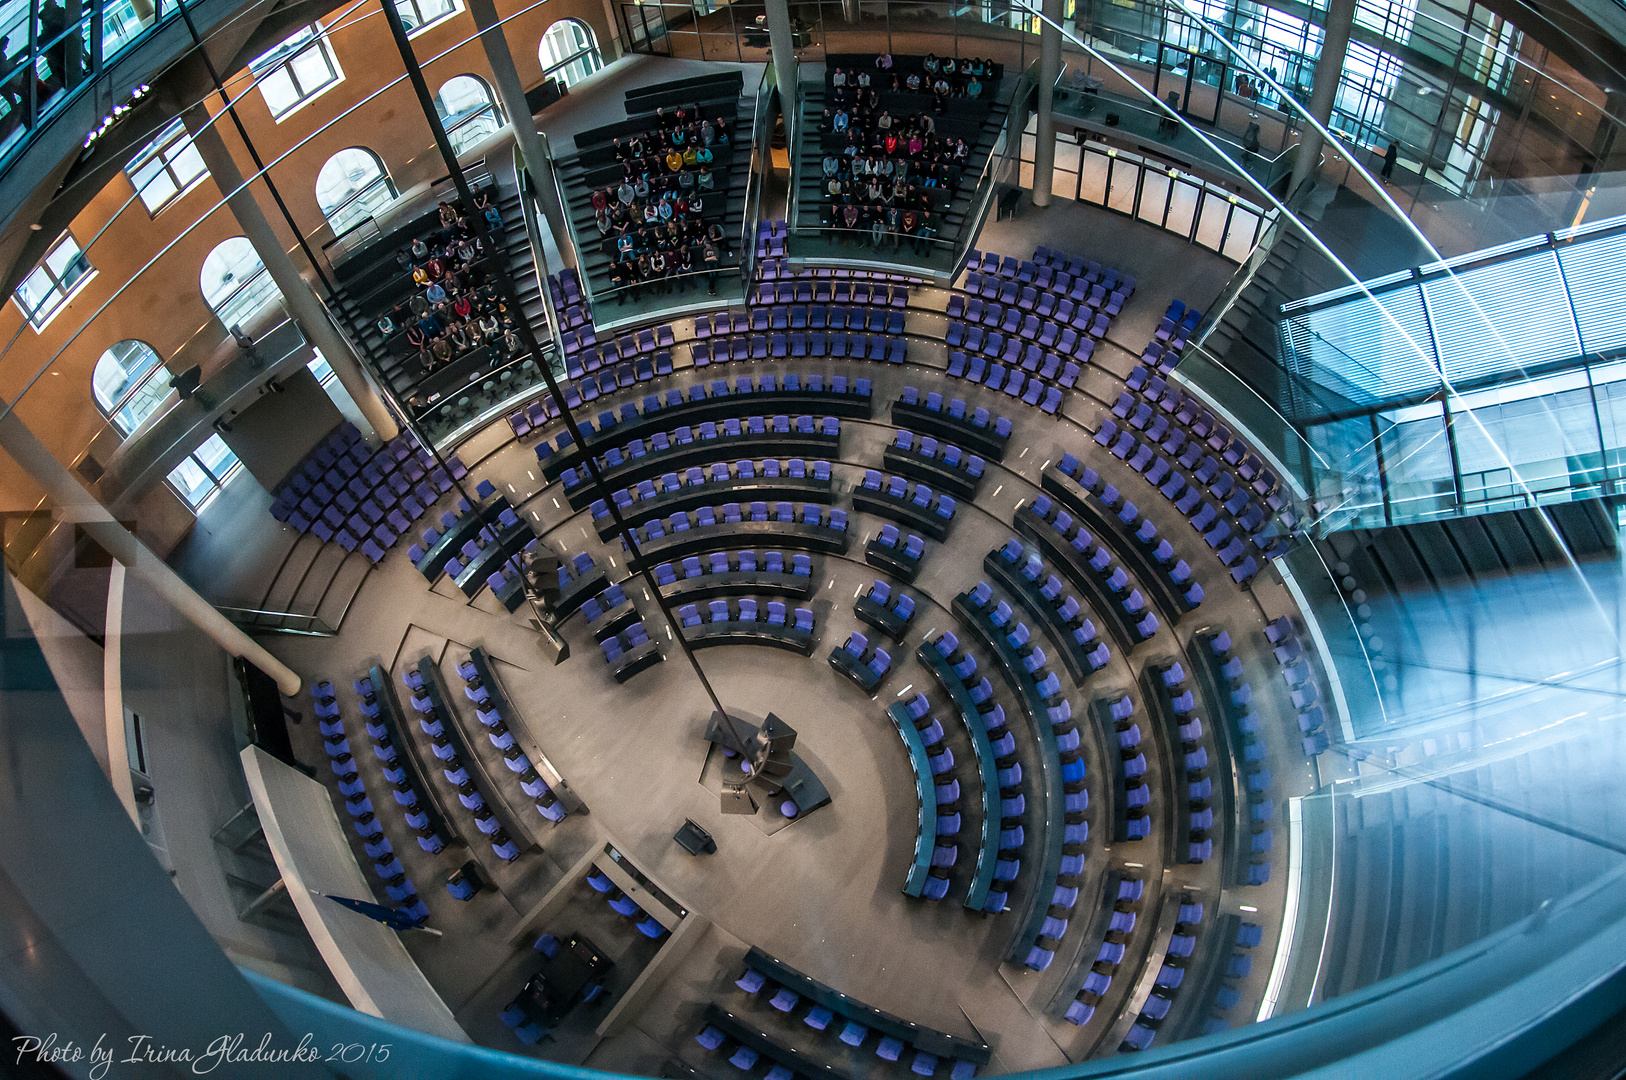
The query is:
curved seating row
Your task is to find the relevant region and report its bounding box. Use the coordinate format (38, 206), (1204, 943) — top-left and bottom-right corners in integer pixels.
(854, 578), (917, 639)
(588, 458), (835, 539)
(885, 429), (986, 499)
(945, 297), (1100, 365)
(829, 632), (893, 691)
(654, 549), (817, 604)
(581, 867), (670, 940)
(1013, 502), (1160, 650)
(453, 657), (568, 824)
(913, 640), (1014, 914)
(602, 619), (663, 682)
(1093, 414), (1274, 581)
(1195, 920), (1265, 1035)
(694, 330), (909, 365)
(1061, 871), (1146, 1027)
(961, 260), (1124, 337)
(946, 599), (1084, 970)
(449, 514), (537, 599)
(733, 946), (988, 1073)
(1122, 893), (1206, 1052)
(945, 350), (1073, 413)
(556, 552), (610, 619)
(865, 524), (927, 583)
(1045, 457), (1203, 616)
(314, 680), (435, 918)
(1091, 693), (1151, 844)
(404, 660), (526, 862)
(1120, 364), (1300, 548)
(411, 493), (510, 579)
(560, 415), (844, 499)
(749, 278), (910, 308)
(349, 666), (458, 853)
(1263, 616), (1330, 757)
(560, 318), (674, 362)
(561, 353), (674, 406)
(734, 301), (908, 335)
(1142, 659), (1219, 865)
(621, 504), (849, 568)
(894, 387), (1011, 461)
(885, 700), (950, 898)
(1192, 628), (1277, 886)
(855, 471), (958, 541)
(984, 540), (1112, 686)
(697, 1003), (849, 1080)
(678, 599), (816, 654)
(1025, 244), (1137, 296)
(536, 372), (870, 481)
(582, 583), (639, 640)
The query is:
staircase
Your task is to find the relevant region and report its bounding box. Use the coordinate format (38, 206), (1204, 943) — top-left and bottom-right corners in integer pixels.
(224, 532), (370, 636)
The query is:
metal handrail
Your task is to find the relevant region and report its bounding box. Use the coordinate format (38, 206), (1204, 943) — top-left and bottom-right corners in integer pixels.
(950, 62), (1038, 275)
(738, 64), (775, 285)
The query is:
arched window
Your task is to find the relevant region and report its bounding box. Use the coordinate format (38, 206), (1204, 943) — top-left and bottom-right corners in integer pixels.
(201, 237), (283, 332)
(93, 340), (171, 436)
(539, 20), (602, 88)
(316, 148), (396, 235)
(434, 75), (502, 156)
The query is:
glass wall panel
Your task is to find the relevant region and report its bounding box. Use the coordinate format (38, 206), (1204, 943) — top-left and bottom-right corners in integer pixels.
(1194, 190), (1230, 251)
(1166, 176), (1200, 237)
(1223, 205), (1261, 259)
(1138, 169), (1170, 225)
(1078, 144), (1109, 202)
(1106, 154), (1138, 213)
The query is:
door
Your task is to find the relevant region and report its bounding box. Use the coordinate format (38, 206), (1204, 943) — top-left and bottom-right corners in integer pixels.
(1151, 43), (1226, 126)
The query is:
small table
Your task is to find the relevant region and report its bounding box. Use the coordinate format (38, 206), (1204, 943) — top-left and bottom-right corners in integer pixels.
(515, 933), (612, 1025)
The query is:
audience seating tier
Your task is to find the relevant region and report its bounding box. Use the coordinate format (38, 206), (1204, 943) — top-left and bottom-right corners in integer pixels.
(1134, 664), (1195, 860)
(1013, 505), (1145, 653)
(883, 443), (984, 501)
(659, 568), (816, 604)
(914, 645), (1005, 913)
(984, 544), (1106, 687)
(682, 621), (815, 656)
(541, 388), (870, 483)
(1042, 467), (1190, 623)
(416, 496), (513, 581)
(593, 476), (835, 540)
(564, 431), (843, 505)
(949, 596), (1070, 964)
(701, 1003), (850, 1080)
(885, 701), (941, 897)
(467, 647), (576, 813)
(626, 519), (850, 568)
(741, 946), (992, 1064)
(892, 398), (1010, 461)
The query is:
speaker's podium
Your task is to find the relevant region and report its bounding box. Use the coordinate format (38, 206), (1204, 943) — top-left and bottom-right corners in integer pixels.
(702, 711), (831, 828)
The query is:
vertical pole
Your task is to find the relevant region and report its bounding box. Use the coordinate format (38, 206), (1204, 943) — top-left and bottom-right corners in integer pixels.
(765, 0), (797, 148)
(378, 0), (757, 771)
(0, 405), (302, 695)
(180, 103), (400, 444)
(465, 0), (578, 268)
(1031, 0), (1063, 207)
(1289, 0), (1355, 195)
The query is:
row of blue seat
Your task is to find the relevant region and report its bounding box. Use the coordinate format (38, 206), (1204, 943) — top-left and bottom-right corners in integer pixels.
(693, 330), (909, 365)
(401, 667), (523, 863)
(452, 658), (568, 824)
(1122, 894), (1207, 1052)
(559, 417), (844, 493)
(1063, 874), (1146, 1026)
(314, 679), (435, 920)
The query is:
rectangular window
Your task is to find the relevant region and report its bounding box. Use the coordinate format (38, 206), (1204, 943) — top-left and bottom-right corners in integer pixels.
(249, 26), (344, 121)
(396, 0), (463, 34)
(167, 434), (242, 510)
(307, 350), (337, 387)
(127, 118), (209, 214)
(15, 234), (93, 330)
